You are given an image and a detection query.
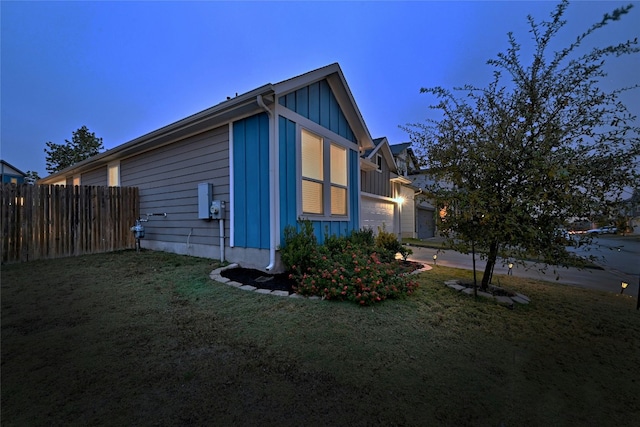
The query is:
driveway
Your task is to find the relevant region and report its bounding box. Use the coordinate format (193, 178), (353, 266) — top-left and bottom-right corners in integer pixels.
(407, 239), (639, 299)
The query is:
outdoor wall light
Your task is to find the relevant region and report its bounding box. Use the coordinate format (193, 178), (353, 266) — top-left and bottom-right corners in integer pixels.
(508, 262), (514, 276)
(433, 254), (437, 265)
(621, 281), (629, 294)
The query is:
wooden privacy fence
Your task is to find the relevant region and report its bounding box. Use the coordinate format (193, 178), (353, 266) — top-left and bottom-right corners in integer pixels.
(1, 184), (139, 263)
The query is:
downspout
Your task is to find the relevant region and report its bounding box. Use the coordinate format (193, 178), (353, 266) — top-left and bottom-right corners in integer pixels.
(257, 94), (277, 271)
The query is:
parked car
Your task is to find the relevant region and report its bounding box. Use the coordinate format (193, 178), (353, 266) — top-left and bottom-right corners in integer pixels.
(585, 225), (617, 235)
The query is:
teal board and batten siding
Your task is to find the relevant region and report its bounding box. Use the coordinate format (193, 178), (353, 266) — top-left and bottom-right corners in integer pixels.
(279, 117), (298, 232)
(233, 113), (270, 249)
(278, 79), (356, 143)
(278, 78), (360, 243)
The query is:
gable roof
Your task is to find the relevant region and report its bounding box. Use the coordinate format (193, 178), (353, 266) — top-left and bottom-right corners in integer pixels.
(389, 142), (411, 155)
(1, 160), (27, 177)
(41, 63), (374, 182)
(362, 136), (397, 173)
(389, 142), (421, 173)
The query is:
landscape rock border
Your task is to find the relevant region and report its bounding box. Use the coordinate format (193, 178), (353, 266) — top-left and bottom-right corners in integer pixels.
(443, 279), (530, 309)
(209, 263), (432, 299)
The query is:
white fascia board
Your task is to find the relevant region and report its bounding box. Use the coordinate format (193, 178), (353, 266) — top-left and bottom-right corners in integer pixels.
(272, 63), (341, 95)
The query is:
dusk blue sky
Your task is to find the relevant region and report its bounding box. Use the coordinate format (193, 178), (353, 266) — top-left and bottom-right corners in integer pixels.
(2, 1), (638, 178)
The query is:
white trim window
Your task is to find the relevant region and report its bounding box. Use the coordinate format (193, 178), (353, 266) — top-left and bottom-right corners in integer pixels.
(300, 128), (349, 218)
(108, 162), (120, 187)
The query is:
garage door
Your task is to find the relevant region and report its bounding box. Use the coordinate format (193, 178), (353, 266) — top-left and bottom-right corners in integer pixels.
(361, 197), (395, 234)
(416, 208), (435, 239)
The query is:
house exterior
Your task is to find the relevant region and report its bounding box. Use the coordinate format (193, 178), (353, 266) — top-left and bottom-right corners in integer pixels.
(1, 160), (27, 184)
(360, 137), (411, 236)
(387, 142), (439, 239)
(622, 189), (640, 234)
(40, 63), (374, 272)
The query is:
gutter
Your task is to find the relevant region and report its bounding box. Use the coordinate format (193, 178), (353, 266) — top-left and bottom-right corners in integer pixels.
(257, 94), (277, 271)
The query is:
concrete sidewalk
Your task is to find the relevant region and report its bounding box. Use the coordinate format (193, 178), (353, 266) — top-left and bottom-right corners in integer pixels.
(406, 240), (639, 298)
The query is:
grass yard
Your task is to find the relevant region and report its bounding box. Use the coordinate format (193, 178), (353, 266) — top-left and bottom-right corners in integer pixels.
(2, 250), (639, 426)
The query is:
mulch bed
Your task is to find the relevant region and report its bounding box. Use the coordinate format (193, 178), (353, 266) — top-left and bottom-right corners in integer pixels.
(221, 268), (297, 293)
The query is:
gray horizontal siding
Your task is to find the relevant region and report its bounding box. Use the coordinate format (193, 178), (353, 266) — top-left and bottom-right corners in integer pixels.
(81, 166), (107, 186)
(361, 161), (392, 197)
(120, 125), (230, 244)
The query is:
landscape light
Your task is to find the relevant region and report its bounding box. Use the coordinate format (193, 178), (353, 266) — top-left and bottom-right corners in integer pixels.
(433, 254), (437, 265)
(508, 262), (513, 276)
(621, 281), (628, 294)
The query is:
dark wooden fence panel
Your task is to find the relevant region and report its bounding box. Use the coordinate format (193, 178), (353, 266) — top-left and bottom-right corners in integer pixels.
(1, 184), (139, 263)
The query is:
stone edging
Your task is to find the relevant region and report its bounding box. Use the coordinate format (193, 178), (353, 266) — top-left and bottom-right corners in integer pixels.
(209, 264), (318, 299)
(209, 263), (431, 299)
(443, 280), (531, 309)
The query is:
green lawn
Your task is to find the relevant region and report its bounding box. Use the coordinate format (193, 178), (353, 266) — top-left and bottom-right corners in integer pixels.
(2, 250), (639, 426)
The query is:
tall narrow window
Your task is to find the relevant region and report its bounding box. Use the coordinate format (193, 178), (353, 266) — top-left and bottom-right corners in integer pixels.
(108, 162), (120, 187)
(330, 144), (347, 215)
(301, 130), (323, 214)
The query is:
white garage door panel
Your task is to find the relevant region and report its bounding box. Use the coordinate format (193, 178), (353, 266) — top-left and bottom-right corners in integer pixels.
(361, 198), (395, 234)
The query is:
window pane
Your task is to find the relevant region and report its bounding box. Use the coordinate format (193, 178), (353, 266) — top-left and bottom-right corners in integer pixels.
(108, 163), (120, 186)
(331, 186), (347, 215)
(302, 179), (323, 214)
(330, 144), (347, 186)
(301, 130), (323, 181)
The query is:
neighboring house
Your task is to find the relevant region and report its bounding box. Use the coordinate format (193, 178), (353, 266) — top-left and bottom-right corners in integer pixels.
(1, 160), (27, 184)
(40, 63), (374, 272)
(622, 189), (640, 234)
(360, 137), (411, 236)
(408, 171), (439, 239)
(388, 142), (421, 239)
(388, 143), (438, 239)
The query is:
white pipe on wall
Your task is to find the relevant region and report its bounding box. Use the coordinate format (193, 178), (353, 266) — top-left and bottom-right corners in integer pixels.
(220, 218), (225, 263)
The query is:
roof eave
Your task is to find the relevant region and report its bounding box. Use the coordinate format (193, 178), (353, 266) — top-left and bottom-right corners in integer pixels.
(42, 84), (275, 181)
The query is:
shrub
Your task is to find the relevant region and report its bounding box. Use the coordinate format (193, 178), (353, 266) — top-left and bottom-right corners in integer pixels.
(375, 225), (405, 262)
(280, 219), (317, 274)
(373, 225), (413, 261)
(324, 231), (350, 254)
(347, 228), (375, 249)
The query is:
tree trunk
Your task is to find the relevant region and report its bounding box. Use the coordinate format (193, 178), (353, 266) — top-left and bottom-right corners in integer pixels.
(481, 241), (499, 290)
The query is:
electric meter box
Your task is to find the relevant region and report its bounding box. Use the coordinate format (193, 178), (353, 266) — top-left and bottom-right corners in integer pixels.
(210, 200), (225, 220)
(198, 183), (214, 219)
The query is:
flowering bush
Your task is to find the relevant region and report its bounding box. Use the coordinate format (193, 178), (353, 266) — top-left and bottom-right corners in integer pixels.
(289, 242), (419, 306)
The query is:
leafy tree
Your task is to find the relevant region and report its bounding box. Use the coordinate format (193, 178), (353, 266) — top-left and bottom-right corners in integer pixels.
(24, 171), (41, 184)
(45, 126), (104, 173)
(406, 1), (640, 289)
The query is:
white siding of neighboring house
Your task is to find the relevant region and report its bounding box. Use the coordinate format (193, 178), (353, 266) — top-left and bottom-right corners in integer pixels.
(361, 193), (396, 235)
(399, 185), (415, 239)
